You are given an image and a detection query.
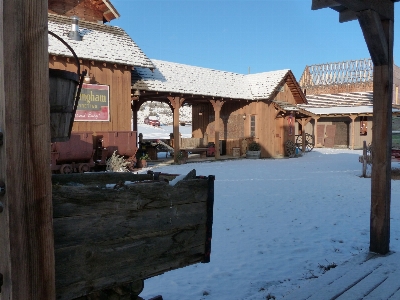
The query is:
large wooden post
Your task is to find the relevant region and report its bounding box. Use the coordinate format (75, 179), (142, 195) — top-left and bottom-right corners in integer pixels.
(0, 0), (56, 298)
(210, 100), (224, 159)
(358, 12), (394, 254)
(311, 0), (397, 255)
(168, 96), (184, 162)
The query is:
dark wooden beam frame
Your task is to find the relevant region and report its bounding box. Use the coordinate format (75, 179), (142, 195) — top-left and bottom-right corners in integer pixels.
(311, 0), (396, 255)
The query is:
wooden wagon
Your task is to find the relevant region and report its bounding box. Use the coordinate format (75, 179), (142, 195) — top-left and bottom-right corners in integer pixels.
(52, 170), (214, 299)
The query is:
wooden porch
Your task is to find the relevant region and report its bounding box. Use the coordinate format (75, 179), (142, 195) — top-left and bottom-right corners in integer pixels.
(283, 251), (400, 299)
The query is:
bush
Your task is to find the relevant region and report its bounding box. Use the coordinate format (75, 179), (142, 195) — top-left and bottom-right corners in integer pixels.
(248, 141), (261, 151)
(106, 150), (130, 172)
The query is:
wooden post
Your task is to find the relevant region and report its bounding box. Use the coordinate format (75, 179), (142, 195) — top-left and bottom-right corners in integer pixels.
(168, 96), (184, 163)
(314, 117), (319, 148)
(0, 0), (56, 298)
(362, 140), (368, 177)
(210, 100), (224, 159)
(350, 115), (356, 150)
(131, 98), (145, 132)
(358, 10), (394, 254)
(311, 0), (397, 255)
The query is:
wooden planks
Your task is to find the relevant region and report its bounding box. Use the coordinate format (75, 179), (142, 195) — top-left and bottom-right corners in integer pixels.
(284, 252), (400, 300)
(52, 172), (214, 299)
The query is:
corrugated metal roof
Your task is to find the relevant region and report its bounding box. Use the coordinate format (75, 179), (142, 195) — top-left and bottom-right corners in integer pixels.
(48, 14), (154, 68)
(132, 59), (292, 100)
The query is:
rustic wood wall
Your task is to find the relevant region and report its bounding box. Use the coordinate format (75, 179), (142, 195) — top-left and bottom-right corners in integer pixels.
(304, 116), (373, 149)
(48, 0), (104, 23)
(191, 81), (300, 158)
(49, 56), (132, 132)
(304, 82), (374, 96)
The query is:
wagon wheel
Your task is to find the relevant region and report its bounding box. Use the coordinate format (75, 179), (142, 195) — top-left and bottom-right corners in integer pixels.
(304, 133), (314, 152)
(285, 140), (296, 158)
(60, 164), (73, 174)
(295, 134), (314, 152)
(78, 163), (90, 173)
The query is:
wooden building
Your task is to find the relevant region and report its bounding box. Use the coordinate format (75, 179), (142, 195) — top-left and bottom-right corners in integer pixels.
(48, 10), (153, 133)
(132, 59), (308, 159)
(48, 0), (120, 23)
(298, 59), (400, 149)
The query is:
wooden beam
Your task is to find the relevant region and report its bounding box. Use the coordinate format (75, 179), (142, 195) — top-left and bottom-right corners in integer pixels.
(334, 0), (394, 21)
(357, 9), (389, 66)
(370, 19), (393, 255)
(0, 0), (56, 298)
(311, 0), (340, 10)
(167, 96), (185, 163)
(339, 8), (358, 23)
(210, 100), (224, 159)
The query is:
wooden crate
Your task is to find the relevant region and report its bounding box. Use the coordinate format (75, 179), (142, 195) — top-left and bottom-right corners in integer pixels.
(52, 170), (215, 299)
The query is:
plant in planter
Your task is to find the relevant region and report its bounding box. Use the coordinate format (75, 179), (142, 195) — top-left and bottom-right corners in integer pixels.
(246, 141), (261, 159)
(137, 153), (150, 168)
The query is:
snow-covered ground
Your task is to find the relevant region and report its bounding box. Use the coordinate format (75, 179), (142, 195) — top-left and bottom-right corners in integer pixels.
(134, 125), (400, 300)
(137, 102), (192, 126)
(137, 123), (193, 140)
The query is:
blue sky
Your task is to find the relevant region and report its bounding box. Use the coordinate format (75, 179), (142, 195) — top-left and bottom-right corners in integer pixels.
(111, 0), (399, 80)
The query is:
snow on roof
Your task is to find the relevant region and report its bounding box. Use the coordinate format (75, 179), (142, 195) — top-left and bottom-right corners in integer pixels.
(246, 70), (289, 100)
(297, 91), (400, 116)
(303, 92), (373, 108)
(48, 14), (154, 68)
(303, 105), (374, 115)
(132, 59), (291, 100)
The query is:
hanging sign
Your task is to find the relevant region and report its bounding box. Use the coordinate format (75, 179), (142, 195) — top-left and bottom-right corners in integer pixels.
(75, 84), (110, 121)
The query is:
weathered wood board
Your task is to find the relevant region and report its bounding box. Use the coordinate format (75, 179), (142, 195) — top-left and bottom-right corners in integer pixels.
(52, 170), (214, 299)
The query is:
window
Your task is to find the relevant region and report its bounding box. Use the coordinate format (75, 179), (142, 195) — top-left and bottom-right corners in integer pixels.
(250, 115), (256, 137)
(360, 116), (368, 136)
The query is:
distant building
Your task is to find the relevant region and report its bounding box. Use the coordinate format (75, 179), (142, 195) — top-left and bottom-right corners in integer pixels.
(132, 60), (309, 158)
(298, 59), (400, 149)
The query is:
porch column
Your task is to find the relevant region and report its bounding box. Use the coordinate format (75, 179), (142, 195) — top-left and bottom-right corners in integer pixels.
(210, 100), (224, 159)
(350, 115), (356, 150)
(168, 96), (185, 163)
(130, 96), (142, 132)
(314, 117), (320, 148)
(299, 118), (311, 152)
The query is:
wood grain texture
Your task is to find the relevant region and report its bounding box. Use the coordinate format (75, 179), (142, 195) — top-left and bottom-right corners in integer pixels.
(0, 0), (56, 299)
(52, 173), (213, 299)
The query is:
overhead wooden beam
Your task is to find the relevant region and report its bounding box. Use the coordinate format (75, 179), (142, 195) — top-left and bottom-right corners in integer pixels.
(311, 0), (340, 10)
(357, 9), (389, 66)
(334, 0), (394, 20)
(339, 8), (358, 23)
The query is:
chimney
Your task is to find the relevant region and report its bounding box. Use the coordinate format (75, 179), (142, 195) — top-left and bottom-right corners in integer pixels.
(68, 16), (82, 41)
